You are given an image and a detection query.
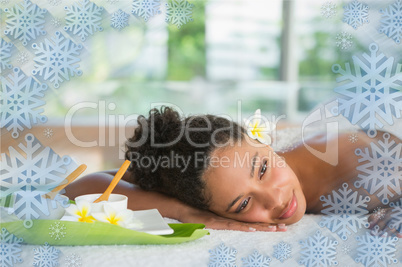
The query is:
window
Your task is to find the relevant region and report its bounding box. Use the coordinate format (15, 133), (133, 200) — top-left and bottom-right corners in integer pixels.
(2, 0), (400, 169)
(3, 0), (399, 123)
(37, 0), (284, 121)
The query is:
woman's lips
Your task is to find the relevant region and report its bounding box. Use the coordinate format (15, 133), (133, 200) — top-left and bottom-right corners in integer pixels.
(279, 193), (297, 220)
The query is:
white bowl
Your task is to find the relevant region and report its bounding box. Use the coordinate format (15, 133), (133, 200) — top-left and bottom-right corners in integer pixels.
(74, 193), (128, 212)
(8, 192), (69, 227)
(40, 194), (70, 220)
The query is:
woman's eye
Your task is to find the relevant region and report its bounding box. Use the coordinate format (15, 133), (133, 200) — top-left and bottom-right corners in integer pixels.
(259, 160), (268, 179)
(236, 197), (250, 213)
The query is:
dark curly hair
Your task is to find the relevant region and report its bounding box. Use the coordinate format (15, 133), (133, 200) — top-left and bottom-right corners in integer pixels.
(125, 106), (246, 210)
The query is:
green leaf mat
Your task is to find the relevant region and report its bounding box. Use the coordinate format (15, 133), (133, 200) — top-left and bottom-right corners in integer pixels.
(0, 220), (209, 246)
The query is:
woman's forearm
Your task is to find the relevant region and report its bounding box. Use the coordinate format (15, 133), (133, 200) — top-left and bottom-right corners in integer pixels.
(64, 171), (286, 232)
(64, 172), (189, 220)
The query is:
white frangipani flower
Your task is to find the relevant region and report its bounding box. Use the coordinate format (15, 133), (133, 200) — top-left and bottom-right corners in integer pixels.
(92, 204), (133, 227)
(64, 200), (95, 223)
(244, 109), (275, 145)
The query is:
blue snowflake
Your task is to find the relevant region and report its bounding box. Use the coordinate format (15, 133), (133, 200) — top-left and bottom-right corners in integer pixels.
(379, 0), (402, 44)
(0, 38), (13, 74)
(355, 133), (401, 205)
(335, 31), (353, 50)
(4, 0), (47, 46)
(299, 230), (338, 267)
(31, 31), (83, 89)
(373, 207), (387, 220)
(389, 198), (402, 234)
(319, 183), (370, 240)
(242, 250), (271, 267)
(340, 243), (351, 255)
(49, 222), (66, 240)
(208, 243), (237, 267)
(0, 67), (48, 139)
(165, 0), (194, 29)
(343, 0), (369, 29)
(0, 133), (77, 228)
(331, 42), (402, 138)
(111, 9), (129, 31)
(321, 1), (337, 19)
(51, 18), (62, 28)
(0, 228), (24, 267)
(16, 51), (30, 65)
(273, 241), (292, 263)
(355, 226), (399, 267)
(64, 0), (103, 42)
(33, 242), (60, 267)
(48, 0), (62, 6)
(65, 253), (81, 267)
(132, 0), (162, 22)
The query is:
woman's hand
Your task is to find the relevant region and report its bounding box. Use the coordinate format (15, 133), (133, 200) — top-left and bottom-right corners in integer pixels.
(368, 207), (402, 238)
(177, 205), (287, 232)
(65, 172), (288, 232)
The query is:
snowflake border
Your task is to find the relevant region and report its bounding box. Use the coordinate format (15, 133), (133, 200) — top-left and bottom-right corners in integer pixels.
(355, 225), (399, 267)
(33, 242), (60, 267)
(321, 1), (337, 19)
(389, 198), (402, 233)
(0, 228), (24, 267)
(343, 0), (370, 30)
(49, 221), (67, 240)
(335, 31), (353, 50)
(331, 42), (402, 138)
(0, 133), (76, 228)
(319, 183), (370, 240)
(299, 230), (338, 267)
(132, 0), (162, 22)
(354, 133), (402, 205)
(165, 0), (194, 29)
(241, 250), (271, 267)
(0, 67), (48, 138)
(273, 241), (292, 263)
(111, 9), (129, 31)
(4, 0), (47, 46)
(379, 0), (402, 44)
(0, 38), (13, 73)
(208, 243), (237, 267)
(65, 253), (82, 267)
(64, 0), (104, 42)
(32, 31), (83, 89)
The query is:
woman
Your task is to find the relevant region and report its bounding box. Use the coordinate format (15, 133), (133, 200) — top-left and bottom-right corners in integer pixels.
(65, 107), (401, 235)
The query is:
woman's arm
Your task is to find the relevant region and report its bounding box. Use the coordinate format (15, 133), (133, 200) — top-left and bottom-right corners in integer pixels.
(64, 171), (286, 232)
(64, 171), (185, 220)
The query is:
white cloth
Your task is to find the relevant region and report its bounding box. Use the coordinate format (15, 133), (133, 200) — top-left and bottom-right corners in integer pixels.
(17, 215), (402, 266)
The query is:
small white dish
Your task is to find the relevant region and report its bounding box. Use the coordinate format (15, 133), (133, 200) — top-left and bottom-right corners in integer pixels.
(60, 208), (174, 235)
(128, 209), (174, 235)
(68, 194), (173, 235)
(74, 193), (128, 212)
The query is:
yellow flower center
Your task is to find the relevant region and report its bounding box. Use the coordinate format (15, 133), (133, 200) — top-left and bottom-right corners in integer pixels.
(106, 213), (121, 225)
(251, 123), (262, 138)
(75, 206), (95, 223)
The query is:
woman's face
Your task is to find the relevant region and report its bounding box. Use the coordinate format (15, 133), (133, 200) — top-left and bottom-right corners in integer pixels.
(203, 137), (306, 225)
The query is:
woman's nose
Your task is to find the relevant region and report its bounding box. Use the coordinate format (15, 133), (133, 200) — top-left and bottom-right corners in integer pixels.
(257, 185), (285, 210)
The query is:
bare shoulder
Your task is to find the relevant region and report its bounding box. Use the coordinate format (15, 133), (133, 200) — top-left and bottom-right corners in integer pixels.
(295, 129), (400, 213)
(64, 170), (135, 199)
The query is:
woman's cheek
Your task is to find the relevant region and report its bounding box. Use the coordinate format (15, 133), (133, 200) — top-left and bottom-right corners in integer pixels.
(270, 166), (291, 186)
(240, 206), (270, 223)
